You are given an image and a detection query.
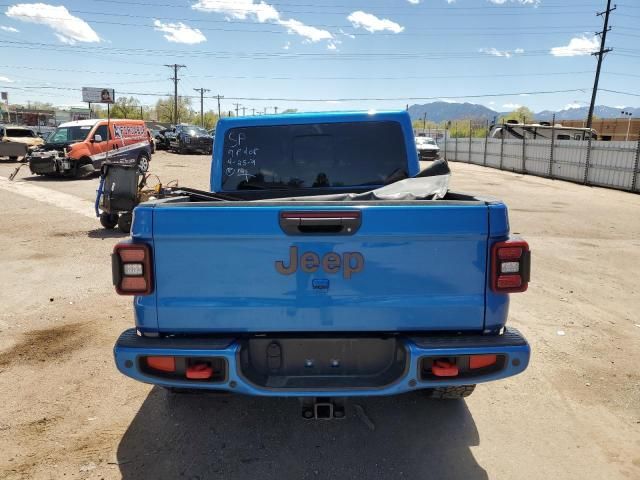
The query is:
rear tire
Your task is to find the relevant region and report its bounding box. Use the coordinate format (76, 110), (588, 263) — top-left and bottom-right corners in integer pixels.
(425, 385), (476, 399)
(117, 212), (132, 233)
(137, 153), (150, 173)
(99, 212), (119, 229)
(9, 156), (18, 162)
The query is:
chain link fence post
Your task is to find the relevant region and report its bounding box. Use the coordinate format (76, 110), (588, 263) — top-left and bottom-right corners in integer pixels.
(468, 120), (472, 163)
(499, 121), (505, 170)
(583, 135), (592, 185)
(522, 127), (527, 174)
(548, 114), (556, 178)
(483, 119), (489, 166)
(632, 135), (640, 192)
(454, 122), (458, 162)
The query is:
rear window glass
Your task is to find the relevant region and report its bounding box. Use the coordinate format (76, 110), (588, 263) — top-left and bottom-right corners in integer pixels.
(5, 129), (35, 138)
(221, 121), (407, 190)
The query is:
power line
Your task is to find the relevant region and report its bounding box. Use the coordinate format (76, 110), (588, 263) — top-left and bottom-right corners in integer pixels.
(600, 88), (640, 97)
(4, 64), (636, 81)
(165, 64), (186, 124)
(0, 84), (592, 102)
(4, 40), (634, 61)
(79, 0), (603, 15)
(0, 8), (606, 36)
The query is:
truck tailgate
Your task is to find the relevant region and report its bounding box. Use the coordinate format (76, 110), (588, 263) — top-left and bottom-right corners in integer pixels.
(151, 202), (489, 332)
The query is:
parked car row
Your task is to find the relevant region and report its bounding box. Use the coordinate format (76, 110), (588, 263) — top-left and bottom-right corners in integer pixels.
(152, 124), (213, 155)
(0, 125), (45, 161)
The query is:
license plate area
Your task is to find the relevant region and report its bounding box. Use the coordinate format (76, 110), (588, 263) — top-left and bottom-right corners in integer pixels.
(238, 336), (407, 390)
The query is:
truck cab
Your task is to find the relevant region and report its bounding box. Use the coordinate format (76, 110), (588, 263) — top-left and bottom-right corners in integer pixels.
(112, 111), (531, 410)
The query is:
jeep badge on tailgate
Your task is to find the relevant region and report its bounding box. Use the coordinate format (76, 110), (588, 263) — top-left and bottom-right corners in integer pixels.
(275, 246), (364, 279)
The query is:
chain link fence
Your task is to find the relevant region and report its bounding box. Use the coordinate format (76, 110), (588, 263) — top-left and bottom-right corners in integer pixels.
(443, 127), (640, 193)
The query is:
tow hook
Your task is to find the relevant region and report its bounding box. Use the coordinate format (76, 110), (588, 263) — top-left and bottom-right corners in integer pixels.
(300, 397), (346, 420)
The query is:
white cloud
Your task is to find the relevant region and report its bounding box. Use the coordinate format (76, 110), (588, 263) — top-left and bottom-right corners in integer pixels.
(153, 20), (206, 44)
(488, 101), (496, 105)
(0, 75), (15, 82)
(192, 0), (333, 44)
(6, 3), (100, 44)
(283, 41), (290, 50)
(614, 105), (626, 109)
(550, 36), (599, 57)
(563, 103), (582, 110)
(503, 103), (522, 109)
(479, 47), (524, 58)
(0, 25), (19, 32)
(192, 0), (279, 22)
(347, 11), (404, 34)
(407, 0), (421, 4)
(489, 0), (540, 5)
(280, 18), (332, 42)
(439, 98), (461, 104)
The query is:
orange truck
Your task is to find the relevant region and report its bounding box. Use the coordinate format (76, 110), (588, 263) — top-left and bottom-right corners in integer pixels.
(27, 119), (153, 177)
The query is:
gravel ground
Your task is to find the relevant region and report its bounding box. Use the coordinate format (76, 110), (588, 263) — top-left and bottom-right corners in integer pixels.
(0, 152), (639, 480)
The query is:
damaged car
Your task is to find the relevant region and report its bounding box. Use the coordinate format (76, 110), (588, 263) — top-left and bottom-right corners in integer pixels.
(27, 119), (152, 178)
(0, 125), (44, 161)
(169, 124), (213, 154)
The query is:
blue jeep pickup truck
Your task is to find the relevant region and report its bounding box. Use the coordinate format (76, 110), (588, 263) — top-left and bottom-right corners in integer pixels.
(112, 111), (530, 414)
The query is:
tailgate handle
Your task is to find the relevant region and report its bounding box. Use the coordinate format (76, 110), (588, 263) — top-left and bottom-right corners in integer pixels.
(279, 211), (361, 236)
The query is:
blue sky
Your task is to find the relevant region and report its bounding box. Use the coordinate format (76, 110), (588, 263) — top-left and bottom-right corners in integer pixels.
(0, 0), (638, 114)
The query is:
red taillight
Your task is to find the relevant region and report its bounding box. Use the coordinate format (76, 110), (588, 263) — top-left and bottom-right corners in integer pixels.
(146, 356), (176, 372)
(431, 360), (459, 377)
(186, 363), (214, 380)
(112, 242), (153, 295)
(469, 354), (498, 369)
(491, 239), (530, 293)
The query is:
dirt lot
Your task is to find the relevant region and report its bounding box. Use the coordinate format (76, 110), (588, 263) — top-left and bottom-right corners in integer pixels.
(0, 152), (639, 480)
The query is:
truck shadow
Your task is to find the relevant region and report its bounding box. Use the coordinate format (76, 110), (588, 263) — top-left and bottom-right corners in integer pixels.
(87, 228), (128, 239)
(117, 388), (487, 480)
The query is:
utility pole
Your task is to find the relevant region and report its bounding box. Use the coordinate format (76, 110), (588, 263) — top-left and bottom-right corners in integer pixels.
(252, 108), (255, 116)
(233, 103), (241, 117)
(423, 112), (427, 133)
(140, 106), (143, 120)
(242, 106), (246, 116)
(165, 64), (186, 125)
(586, 0), (615, 130)
(274, 106), (278, 114)
(216, 94), (223, 117)
(194, 87), (210, 127)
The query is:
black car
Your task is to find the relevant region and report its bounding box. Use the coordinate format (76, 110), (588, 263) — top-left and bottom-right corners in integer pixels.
(168, 125), (212, 155)
(153, 128), (172, 151)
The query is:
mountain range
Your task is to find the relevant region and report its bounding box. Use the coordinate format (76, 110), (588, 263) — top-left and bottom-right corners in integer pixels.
(408, 102), (640, 123)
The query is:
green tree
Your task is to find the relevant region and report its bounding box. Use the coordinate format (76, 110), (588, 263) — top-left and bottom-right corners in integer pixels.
(202, 111), (220, 130)
(499, 106), (535, 124)
(155, 96), (195, 124)
(110, 96), (142, 119)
